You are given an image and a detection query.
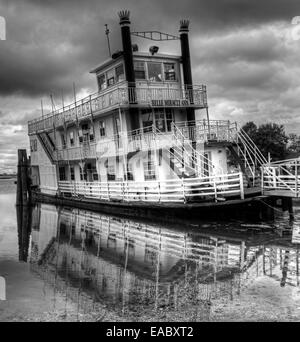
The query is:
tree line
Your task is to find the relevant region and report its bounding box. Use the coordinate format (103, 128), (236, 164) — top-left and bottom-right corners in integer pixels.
(241, 122), (300, 162)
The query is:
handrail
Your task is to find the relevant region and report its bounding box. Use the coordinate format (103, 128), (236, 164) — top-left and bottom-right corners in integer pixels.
(261, 158), (300, 196)
(171, 123), (224, 175)
(238, 127), (267, 165)
(28, 82), (207, 134)
(58, 171), (244, 203)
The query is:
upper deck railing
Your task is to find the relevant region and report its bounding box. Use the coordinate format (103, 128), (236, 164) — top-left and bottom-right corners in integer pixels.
(46, 120), (238, 163)
(28, 82), (207, 135)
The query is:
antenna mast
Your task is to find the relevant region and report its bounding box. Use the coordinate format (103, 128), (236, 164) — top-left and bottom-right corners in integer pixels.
(50, 94), (56, 112)
(105, 24), (112, 57)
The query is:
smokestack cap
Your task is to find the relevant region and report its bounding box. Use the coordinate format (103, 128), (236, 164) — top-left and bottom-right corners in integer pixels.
(119, 10), (131, 25)
(179, 19), (190, 33)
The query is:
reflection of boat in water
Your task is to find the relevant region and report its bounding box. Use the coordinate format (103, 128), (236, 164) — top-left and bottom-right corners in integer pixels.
(23, 203), (300, 320)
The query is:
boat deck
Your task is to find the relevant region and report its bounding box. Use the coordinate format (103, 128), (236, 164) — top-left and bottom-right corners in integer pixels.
(32, 186), (267, 223)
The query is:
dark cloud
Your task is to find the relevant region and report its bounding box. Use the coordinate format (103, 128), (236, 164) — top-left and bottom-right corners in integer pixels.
(1, 0), (299, 97)
(0, 0), (300, 172)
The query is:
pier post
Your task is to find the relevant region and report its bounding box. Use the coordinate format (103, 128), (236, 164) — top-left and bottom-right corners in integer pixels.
(16, 149), (31, 206)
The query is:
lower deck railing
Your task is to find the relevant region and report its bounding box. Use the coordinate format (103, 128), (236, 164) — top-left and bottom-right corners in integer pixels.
(262, 172), (300, 197)
(58, 172), (244, 203)
(262, 160), (300, 197)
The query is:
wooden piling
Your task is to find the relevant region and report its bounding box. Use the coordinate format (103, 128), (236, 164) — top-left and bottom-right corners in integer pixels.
(16, 149), (31, 206)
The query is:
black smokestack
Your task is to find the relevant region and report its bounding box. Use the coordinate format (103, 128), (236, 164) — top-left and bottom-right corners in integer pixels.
(179, 19), (195, 123)
(119, 10), (135, 84)
(118, 10), (139, 130)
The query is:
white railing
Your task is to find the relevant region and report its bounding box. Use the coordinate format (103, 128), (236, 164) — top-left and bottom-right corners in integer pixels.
(58, 172), (244, 203)
(261, 159), (300, 197)
(97, 129), (175, 157)
(227, 124), (268, 186)
(55, 143), (97, 161)
(96, 120), (238, 160)
(176, 120), (237, 142)
(171, 123), (223, 176)
(28, 82), (207, 135)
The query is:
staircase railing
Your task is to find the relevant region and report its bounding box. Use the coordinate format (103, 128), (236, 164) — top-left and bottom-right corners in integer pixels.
(230, 125), (296, 192)
(171, 123), (224, 176)
(228, 125), (268, 186)
(37, 132), (57, 163)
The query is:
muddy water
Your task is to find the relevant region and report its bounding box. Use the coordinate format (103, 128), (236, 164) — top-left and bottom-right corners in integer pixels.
(0, 179), (300, 322)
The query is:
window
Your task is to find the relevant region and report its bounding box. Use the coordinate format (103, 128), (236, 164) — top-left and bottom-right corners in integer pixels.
(164, 63), (176, 81)
(99, 121), (106, 137)
(106, 69), (115, 87)
(165, 109), (174, 131)
(107, 164), (116, 181)
(153, 108), (174, 132)
(134, 61), (146, 80)
(78, 129), (83, 144)
(59, 167), (66, 181)
(148, 62), (162, 82)
(70, 167), (75, 181)
(80, 166), (87, 181)
(69, 131), (74, 146)
(141, 109), (153, 132)
(89, 128), (94, 142)
(30, 140), (36, 152)
(154, 109), (165, 131)
(144, 152), (156, 180)
(61, 134), (66, 149)
(98, 74), (106, 90)
(116, 64), (125, 82)
(127, 163), (134, 181)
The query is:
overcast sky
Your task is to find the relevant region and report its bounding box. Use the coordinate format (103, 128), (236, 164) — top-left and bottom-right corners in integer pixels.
(0, 0), (300, 173)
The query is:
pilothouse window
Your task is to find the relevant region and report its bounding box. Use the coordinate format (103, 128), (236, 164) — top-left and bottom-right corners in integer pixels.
(106, 69), (115, 87)
(148, 62), (162, 82)
(116, 64), (125, 82)
(134, 61), (146, 80)
(164, 63), (176, 81)
(98, 74), (106, 91)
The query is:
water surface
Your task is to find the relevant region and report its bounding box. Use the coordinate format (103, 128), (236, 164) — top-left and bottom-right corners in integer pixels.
(1, 179), (300, 322)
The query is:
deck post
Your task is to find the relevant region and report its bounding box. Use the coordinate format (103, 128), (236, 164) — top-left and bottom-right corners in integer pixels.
(213, 178), (217, 201)
(261, 167), (264, 194)
(239, 172), (244, 199)
(158, 181), (161, 202)
(107, 182), (110, 200)
(295, 159), (298, 197)
(182, 178), (186, 203)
